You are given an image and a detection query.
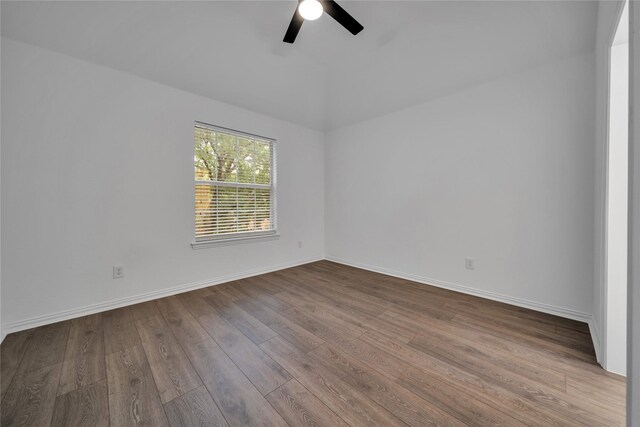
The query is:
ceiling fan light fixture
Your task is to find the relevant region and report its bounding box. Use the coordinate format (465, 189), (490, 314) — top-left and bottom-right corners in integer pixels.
(298, 0), (323, 21)
(284, 0), (362, 43)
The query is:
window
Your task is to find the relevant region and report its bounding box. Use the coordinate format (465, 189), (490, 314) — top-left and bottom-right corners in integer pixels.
(193, 122), (276, 246)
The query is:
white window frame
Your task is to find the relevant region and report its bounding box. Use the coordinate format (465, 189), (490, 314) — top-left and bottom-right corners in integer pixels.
(191, 122), (278, 249)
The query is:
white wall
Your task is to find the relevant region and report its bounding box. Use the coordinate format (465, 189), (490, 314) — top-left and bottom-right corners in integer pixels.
(0, 38), (325, 334)
(593, 0), (628, 371)
(605, 32), (628, 375)
(593, 0), (626, 367)
(325, 53), (596, 320)
(628, 0), (640, 421)
(0, 30), (2, 342)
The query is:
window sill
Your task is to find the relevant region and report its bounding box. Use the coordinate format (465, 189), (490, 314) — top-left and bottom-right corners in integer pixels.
(191, 233), (280, 249)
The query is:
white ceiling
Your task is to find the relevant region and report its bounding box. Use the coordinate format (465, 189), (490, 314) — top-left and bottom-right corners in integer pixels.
(1, 1), (597, 131)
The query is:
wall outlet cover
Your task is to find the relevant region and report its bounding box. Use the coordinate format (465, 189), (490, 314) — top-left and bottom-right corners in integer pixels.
(113, 265), (125, 279)
(465, 258), (475, 270)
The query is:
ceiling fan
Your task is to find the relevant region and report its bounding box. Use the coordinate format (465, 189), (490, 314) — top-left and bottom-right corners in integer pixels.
(283, 0), (364, 43)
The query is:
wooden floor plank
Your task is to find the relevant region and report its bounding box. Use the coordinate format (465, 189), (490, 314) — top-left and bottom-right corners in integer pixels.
(241, 274), (290, 294)
(135, 315), (202, 403)
(362, 329), (581, 426)
(197, 311), (291, 395)
(404, 311), (620, 385)
(397, 367), (540, 427)
(452, 313), (596, 363)
(409, 333), (622, 426)
(105, 345), (169, 427)
(260, 336), (406, 427)
(450, 306), (595, 356)
(566, 375), (626, 415)
(290, 264), (447, 317)
(276, 289), (415, 343)
(175, 289), (217, 318)
(213, 282), (250, 301)
(241, 291), (293, 312)
(51, 380), (109, 427)
(103, 307), (141, 355)
(310, 343), (467, 427)
(183, 338), (288, 426)
(155, 296), (210, 346)
(265, 379), (349, 427)
(1, 329), (34, 400)
(325, 335), (412, 380)
(14, 321), (70, 376)
(280, 306), (365, 344)
(443, 300), (558, 333)
(163, 386), (228, 427)
(409, 318), (567, 391)
(1, 363), (62, 427)
(57, 314), (106, 396)
(234, 297), (325, 353)
(204, 291), (279, 344)
(129, 300), (162, 321)
(273, 272), (393, 318)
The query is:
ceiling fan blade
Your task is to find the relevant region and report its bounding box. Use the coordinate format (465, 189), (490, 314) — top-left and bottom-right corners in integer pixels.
(283, 8), (304, 43)
(320, 0), (364, 35)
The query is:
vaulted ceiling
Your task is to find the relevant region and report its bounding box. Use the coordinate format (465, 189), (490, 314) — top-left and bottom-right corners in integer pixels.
(1, 1), (597, 131)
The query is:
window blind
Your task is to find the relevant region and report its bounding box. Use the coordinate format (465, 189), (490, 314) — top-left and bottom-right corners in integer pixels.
(194, 123), (276, 242)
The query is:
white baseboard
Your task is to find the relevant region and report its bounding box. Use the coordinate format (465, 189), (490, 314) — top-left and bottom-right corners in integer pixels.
(0, 256), (324, 340)
(325, 256), (593, 324)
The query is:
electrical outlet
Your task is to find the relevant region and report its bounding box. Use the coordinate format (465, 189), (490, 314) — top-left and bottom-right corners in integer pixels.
(465, 258), (475, 270)
(113, 265), (125, 279)
(298, 241), (303, 249)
